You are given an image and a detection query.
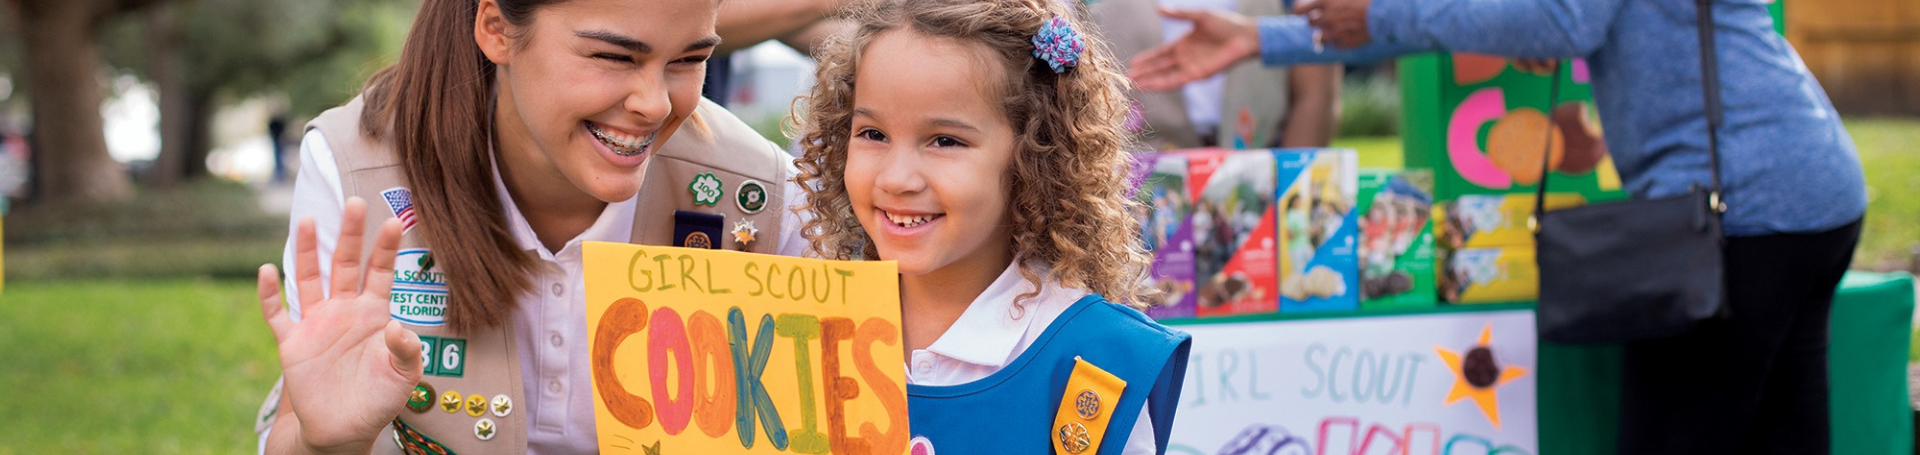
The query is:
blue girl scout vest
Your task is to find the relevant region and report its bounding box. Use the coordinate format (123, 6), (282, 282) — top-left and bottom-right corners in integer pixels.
(907, 295), (1192, 455)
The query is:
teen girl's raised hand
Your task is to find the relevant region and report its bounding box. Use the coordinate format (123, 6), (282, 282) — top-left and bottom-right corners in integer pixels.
(256, 197), (422, 455)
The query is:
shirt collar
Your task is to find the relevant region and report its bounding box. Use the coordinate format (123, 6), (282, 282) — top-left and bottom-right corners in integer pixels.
(922, 260), (1051, 369)
(488, 149), (637, 258)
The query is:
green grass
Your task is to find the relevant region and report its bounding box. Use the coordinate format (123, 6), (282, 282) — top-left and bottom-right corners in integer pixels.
(1337, 75), (1403, 138)
(6, 180), (286, 281)
(1911, 327), (1919, 363)
(0, 278), (278, 454)
(1847, 118), (1920, 271)
(1331, 135), (1404, 169)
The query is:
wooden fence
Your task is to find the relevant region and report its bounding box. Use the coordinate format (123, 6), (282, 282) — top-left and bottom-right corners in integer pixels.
(1786, 0), (1920, 116)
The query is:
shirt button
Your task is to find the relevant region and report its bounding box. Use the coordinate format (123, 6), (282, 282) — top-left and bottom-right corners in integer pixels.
(550, 333), (563, 348)
(550, 283), (564, 297)
(548, 381), (562, 394)
(913, 361), (933, 376)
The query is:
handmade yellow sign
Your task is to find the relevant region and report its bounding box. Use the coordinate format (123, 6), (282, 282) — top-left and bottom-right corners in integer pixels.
(584, 242), (910, 455)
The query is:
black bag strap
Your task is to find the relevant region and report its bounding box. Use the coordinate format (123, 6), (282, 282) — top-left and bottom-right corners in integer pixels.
(1531, 0), (1726, 229)
(1530, 61), (1565, 228)
(1694, 0), (1727, 212)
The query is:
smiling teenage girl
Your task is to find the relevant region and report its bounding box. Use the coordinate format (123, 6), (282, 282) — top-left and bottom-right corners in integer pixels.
(793, 1), (1192, 453)
(250, 0), (807, 453)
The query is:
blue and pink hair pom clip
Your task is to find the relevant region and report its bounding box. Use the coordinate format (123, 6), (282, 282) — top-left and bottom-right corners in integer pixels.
(1032, 16), (1085, 74)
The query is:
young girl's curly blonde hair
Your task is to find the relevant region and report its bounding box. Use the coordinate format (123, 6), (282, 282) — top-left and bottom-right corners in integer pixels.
(789, 0), (1156, 308)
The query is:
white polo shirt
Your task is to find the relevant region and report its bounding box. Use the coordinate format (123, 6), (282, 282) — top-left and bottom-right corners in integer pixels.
(906, 261), (1160, 455)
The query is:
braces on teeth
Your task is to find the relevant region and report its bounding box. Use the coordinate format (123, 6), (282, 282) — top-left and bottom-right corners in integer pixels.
(588, 123), (654, 157)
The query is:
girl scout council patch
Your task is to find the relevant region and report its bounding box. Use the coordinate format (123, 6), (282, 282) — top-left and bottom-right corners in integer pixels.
(391, 248), (449, 326)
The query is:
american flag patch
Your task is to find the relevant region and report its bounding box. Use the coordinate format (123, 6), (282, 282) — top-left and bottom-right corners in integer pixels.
(381, 187), (417, 234)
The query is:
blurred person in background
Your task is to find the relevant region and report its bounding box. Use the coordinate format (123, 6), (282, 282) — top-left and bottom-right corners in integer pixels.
(1127, 0), (1865, 453)
(703, 0), (853, 105)
(1089, 0), (1339, 150)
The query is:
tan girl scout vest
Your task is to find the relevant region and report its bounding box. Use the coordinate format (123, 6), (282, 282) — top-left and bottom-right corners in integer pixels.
(256, 96), (792, 454)
(1091, 0), (1291, 150)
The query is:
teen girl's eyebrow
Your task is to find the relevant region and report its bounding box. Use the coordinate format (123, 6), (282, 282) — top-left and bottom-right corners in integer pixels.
(577, 30), (651, 53)
(685, 36), (724, 52)
(576, 30), (723, 54)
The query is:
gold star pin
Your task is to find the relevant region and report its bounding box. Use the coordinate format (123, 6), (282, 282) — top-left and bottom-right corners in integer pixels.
(405, 382), (434, 413)
(731, 219), (759, 249)
(474, 418), (496, 441)
(465, 394), (487, 417)
(491, 394), (513, 417)
(440, 391), (462, 413)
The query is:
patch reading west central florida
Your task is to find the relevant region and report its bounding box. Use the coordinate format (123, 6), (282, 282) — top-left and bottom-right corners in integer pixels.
(391, 248), (449, 326)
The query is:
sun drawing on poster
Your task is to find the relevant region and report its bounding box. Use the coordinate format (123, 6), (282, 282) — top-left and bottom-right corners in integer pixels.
(1434, 323), (1529, 428)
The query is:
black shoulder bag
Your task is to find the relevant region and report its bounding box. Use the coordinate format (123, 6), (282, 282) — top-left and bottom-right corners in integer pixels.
(1532, 0), (1729, 344)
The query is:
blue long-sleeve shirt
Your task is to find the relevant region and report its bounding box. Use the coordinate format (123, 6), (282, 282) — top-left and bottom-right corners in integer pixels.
(1257, 0), (1865, 236)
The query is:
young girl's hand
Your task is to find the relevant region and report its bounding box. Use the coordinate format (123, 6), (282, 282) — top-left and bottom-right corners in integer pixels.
(257, 197), (423, 454)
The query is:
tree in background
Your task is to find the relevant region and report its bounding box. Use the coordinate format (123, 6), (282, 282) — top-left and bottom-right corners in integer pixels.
(3, 0), (173, 204)
(105, 0), (412, 187)
(0, 0), (413, 201)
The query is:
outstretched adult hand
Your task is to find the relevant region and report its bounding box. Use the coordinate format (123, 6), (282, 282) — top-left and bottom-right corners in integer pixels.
(1126, 7), (1261, 92)
(257, 197), (422, 454)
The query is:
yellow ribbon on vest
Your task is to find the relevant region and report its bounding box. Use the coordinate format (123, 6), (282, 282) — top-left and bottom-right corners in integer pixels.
(1052, 356), (1127, 455)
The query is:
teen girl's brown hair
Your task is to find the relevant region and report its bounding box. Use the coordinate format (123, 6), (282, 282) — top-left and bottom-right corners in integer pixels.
(358, 0), (564, 332)
(792, 0), (1157, 308)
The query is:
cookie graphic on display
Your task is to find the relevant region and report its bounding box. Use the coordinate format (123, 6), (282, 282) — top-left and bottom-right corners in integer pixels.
(1152, 278), (1192, 308)
(1362, 271), (1415, 299)
(1463, 347), (1501, 388)
(1486, 108), (1564, 185)
(1302, 266), (1346, 298)
(1280, 276), (1308, 302)
(1552, 102), (1608, 175)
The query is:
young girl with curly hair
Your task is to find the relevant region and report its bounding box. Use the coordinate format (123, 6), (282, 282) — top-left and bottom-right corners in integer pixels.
(792, 0), (1191, 453)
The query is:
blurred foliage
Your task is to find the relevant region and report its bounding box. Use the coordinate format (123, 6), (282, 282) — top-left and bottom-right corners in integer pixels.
(277, 0), (417, 117)
(0, 0), (415, 119)
(1337, 74), (1402, 138)
(750, 110), (792, 150)
(0, 6), (19, 112)
(5, 179), (284, 280)
(95, 0), (418, 119)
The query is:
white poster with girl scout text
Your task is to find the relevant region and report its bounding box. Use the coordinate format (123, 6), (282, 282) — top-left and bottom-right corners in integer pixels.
(1165, 310), (1537, 455)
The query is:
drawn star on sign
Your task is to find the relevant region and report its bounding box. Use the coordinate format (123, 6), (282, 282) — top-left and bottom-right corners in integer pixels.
(642, 440), (662, 455)
(1434, 323), (1529, 428)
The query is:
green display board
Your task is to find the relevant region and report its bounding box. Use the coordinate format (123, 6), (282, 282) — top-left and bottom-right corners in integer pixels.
(1399, 0), (1786, 203)
(1399, 54), (1624, 203)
